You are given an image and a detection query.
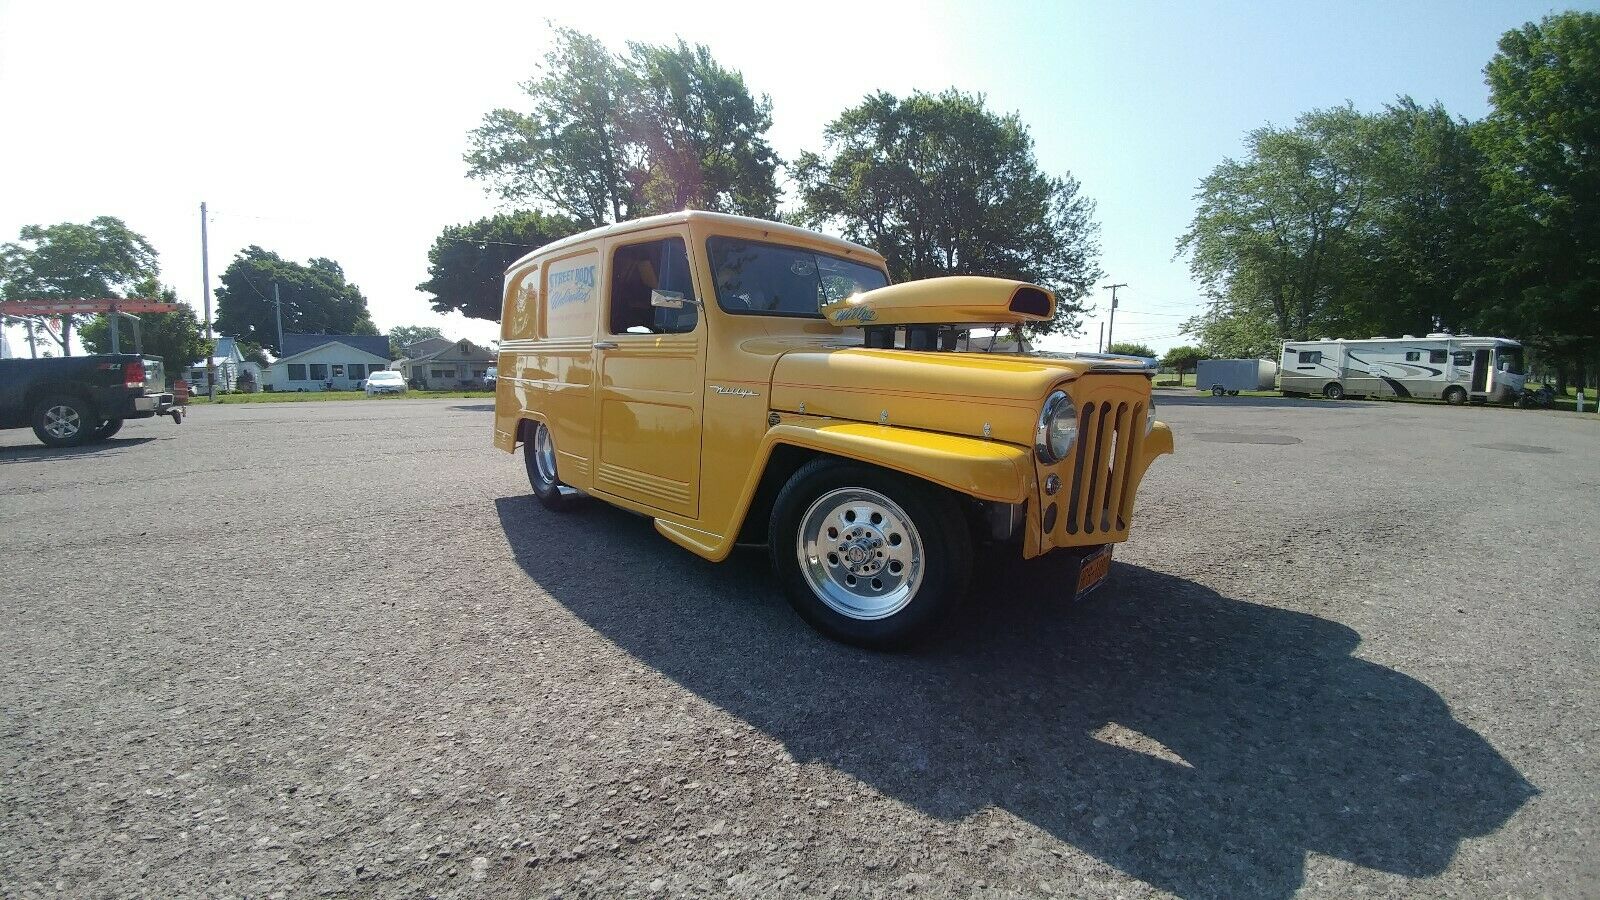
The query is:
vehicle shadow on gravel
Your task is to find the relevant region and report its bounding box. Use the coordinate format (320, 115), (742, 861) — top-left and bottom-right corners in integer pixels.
(0, 436), (155, 463)
(496, 497), (1535, 899)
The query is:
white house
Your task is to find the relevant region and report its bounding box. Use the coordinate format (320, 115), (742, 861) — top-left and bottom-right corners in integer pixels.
(184, 337), (264, 392)
(265, 333), (392, 391)
(392, 338), (494, 390)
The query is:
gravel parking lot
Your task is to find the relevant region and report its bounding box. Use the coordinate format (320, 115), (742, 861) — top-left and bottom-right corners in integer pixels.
(2, 394), (1595, 898)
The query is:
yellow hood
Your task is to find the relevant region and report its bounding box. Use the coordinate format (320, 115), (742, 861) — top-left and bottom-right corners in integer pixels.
(821, 276), (1055, 327)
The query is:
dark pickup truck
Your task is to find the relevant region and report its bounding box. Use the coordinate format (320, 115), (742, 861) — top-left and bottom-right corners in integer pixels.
(0, 354), (183, 447)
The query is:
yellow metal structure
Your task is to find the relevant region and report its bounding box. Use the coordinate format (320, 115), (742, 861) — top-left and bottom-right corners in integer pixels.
(494, 210), (1172, 563)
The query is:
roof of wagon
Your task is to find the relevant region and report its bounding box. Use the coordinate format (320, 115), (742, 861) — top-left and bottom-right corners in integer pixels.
(505, 211), (884, 272)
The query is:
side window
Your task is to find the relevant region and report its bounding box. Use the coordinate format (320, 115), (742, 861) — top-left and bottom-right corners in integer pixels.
(1452, 351), (1473, 366)
(609, 238), (698, 335)
(1429, 349), (1447, 364)
(1404, 351), (1421, 362)
(331, 364), (346, 378)
(288, 363), (306, 380)
(309, 363), (328, 380)
(544, 252), (599, 339)
(1298, 351), (1322, 364)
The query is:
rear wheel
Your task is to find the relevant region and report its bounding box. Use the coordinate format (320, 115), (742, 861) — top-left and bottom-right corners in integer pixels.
(30, 394), (95, 447)
(770, 459), (972, 649)
(1211, 385), (1225, 397)
(1323, 382), (1345, 400)
(523, 420), (572, 511)
(1444, 386), (1467, 406)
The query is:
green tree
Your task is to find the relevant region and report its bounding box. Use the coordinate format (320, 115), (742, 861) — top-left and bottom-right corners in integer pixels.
(214, 247), (376, 356)
(1475, 11), (1600, 388)
(795, 89), (1101, 337)
(1106, 341), (1156, 358)
(0, 217), (159, 355)
(1181, 299), (1282, 359)
(1178, 105), (1380, 344)
(235, 340), (270, 366)
(466, 27), (780, 227)
(1160, 345), (1208, 377)
(417, 210), (580, 321)
(79, 278), (208, 375)
(388, 325), (444, 358)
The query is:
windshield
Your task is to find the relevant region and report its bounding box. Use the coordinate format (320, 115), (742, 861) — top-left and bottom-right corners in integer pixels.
(370, 371), (401, 381)
(1496, 347), (1524, 375)
(707, 236), (888, 317)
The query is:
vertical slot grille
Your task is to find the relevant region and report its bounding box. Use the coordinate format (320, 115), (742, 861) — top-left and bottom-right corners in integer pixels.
(1064, 397), (1144, 536)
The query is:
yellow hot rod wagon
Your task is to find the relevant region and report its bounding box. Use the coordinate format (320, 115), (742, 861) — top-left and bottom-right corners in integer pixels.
(494, 211), (1173, 647)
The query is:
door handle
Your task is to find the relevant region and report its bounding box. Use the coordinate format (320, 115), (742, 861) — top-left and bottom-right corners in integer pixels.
(593, 341), (618, 350)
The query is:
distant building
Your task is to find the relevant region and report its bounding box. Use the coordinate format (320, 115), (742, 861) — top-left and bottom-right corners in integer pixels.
(392, 338), (494, 389)
(184, 336), (264, 392)
(401, 337), (454, 358)
(264, 333), (392, 391)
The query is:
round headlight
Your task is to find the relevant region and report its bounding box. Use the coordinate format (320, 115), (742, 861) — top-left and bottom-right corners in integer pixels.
(1036, 390), (1077, 463)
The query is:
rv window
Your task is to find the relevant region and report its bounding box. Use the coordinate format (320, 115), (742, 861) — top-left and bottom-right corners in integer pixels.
(1297, 351), (1321, 364)
(1429, 350), (1447, 364)
(1452, 351), (1473, 366)
(1405, 351), (1421, 362)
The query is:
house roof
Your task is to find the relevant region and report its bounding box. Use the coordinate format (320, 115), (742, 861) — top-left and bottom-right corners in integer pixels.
(403, 340), (492, 365)
(403, 337), (454, 357)
(281, 332), (390, 360)
(270, 339), (392, 367)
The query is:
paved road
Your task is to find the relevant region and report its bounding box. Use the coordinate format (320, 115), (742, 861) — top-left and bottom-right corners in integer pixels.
(1, 395), (1595, 898)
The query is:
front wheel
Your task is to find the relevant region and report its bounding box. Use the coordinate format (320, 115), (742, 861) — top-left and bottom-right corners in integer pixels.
(769, 459), (972, 649)
(1211, 385), (1225, 397)
(1323, 382), (1345, 400)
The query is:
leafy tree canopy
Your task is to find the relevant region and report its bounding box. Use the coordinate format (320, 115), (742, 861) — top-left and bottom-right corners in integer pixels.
(79, 278), (208, 375)
(1160, 345), (1208, 373)
(1106, 341), (1156, 358)
(466, 27), (780, 227)
(0, 216), (159, 355)
(795, 89), (1102, 338)
(214, 246), (376, 356)
(417, 210), (580, 321)
(1475, 11), (1600, 376)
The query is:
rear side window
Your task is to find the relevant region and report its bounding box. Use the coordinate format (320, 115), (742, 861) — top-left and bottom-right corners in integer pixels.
(609, 238), (698, 335)
(1405, 351), (1421, 362)
(1429, 350), (1447, 364)
(1297, 351), (1322, 364)
(1452, 351), (1473, 366)
(544, 251), (599, 339)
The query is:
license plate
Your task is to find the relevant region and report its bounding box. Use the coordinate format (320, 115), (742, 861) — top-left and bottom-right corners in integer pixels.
(1074, 546), (1113, 600)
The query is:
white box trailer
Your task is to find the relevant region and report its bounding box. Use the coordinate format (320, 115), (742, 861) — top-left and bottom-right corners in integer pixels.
(1279, 334), (1525, 404)
(1196, 358), (1278, 395)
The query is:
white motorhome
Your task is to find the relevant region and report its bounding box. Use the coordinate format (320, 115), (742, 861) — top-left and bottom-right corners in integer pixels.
(1280, 334), (1525, 404)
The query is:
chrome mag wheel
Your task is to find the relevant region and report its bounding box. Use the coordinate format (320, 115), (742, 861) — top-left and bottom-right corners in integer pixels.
(534, 423), (558, 486)
(796, 487), (925, 621)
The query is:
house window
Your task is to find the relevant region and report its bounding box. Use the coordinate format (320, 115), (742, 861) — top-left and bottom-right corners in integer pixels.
(1297, 351), (1322, 364)
(288, 364), (307, 380)
(610, 237), (698, 334)
(1429, 350), (1447, 364)
(1405, 351), (1421, 362)
(432, 368), (453, 379)
(331, 364), (346, 378)
(309, 364), (328, 380)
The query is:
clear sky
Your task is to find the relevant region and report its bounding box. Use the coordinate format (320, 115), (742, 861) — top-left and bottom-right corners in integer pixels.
(1, 0), (1590, 356)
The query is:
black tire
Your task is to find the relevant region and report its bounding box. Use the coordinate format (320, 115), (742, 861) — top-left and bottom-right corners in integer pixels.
(1228, 390), (1240, 396)
(522, 420), (572, 511)
(30, 393), (96, 448)
(1444, 386), (1467, 406)
(1323, 382), (1345, 400)
(89, 419), (124, 442)
(1211, 385), (1225, 397)
(768, 458), (973, 649)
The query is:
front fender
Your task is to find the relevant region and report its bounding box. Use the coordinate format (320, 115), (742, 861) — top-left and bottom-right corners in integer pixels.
(762, 417), (1033, 504)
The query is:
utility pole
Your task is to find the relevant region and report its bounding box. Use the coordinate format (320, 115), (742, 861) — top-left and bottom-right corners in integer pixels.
(1102, 283), (1127, 351)
(200, 201), (215, 399)
(273, 282), (284, 356)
